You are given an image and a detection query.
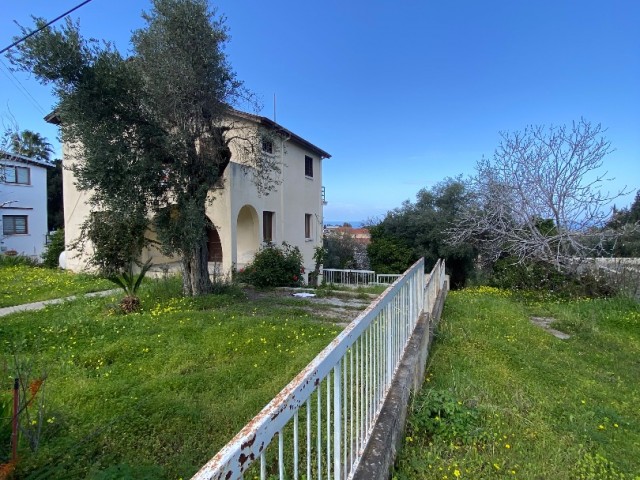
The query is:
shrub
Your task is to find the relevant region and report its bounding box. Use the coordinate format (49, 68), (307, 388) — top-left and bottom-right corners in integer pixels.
(107, 259), (153, 313)
(407, 388), (485, 445)
(0, 254), (40, 267)
(41, 229), (65, 268)
(239, 242), (304, 288)
(489, 256), (616, 298)
(490, 257), (566, 291)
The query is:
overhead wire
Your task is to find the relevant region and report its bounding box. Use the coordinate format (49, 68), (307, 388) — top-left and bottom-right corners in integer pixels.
(0, 59), (46, 114)
(0, 0), (95, 55)
(0, 1), (96, 122)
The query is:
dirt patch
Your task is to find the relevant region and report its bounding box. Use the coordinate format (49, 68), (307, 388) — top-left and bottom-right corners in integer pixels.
(243, 286), (372, 325)
(530, 316), (571, 340)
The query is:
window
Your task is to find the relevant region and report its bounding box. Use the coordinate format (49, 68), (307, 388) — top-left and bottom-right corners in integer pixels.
(3, 215), (28, 235)
(263, 211), (275, 242)
(305, 214), (313, 240)
(262, 139), (273, 154)
(305, 155), (313, 178)
(2, 165), (30, 185)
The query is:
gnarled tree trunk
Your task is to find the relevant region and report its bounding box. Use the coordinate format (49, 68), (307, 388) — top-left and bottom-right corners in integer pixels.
(182, 231), (212, 296)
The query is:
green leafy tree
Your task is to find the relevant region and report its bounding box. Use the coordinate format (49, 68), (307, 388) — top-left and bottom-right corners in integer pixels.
(324, 234), (358, 269)
(9, 0), (279, 295)
(367, 229), (415, 275)
(607, 190), (640, 256)
(368, 178), (476, 287)
(46, 159), (64, 231)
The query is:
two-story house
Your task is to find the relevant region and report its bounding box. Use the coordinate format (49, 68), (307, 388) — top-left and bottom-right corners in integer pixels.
(0, 151), (52, 259)
(48, 110), (331, 279)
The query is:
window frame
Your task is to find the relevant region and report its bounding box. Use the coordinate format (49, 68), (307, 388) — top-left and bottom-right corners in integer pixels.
(305, 213), (313, 240)
(2, 165), (31, 185)
(304, 155), (313, 178)
(262, 139), (274, 155)
(2, 215), (29, 235)
(263, 210), (275, 243)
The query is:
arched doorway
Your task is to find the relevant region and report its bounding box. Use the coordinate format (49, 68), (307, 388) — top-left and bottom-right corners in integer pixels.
(236, 205), (259, 266)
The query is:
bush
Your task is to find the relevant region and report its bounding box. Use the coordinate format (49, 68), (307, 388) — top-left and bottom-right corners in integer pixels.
(489, 257), (616, 298)
(0, 254), (40, 267)
(42, 229), (65, 268)
(239, 242), (304, 288)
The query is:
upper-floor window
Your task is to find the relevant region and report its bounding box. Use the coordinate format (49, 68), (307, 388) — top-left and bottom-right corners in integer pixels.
(305, 213), (313, 240)
(263, 211), (275, 243)
(3, 215), (28, 235)
(305, 155), (313, 178)
(2, 165), (30, 185)
(262, 139), (274, 154)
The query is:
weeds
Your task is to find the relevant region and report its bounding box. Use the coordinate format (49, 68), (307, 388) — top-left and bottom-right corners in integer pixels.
(394, 288), (640, 479)
(0, 276), (342, 478)
(0, 264), (112, 308)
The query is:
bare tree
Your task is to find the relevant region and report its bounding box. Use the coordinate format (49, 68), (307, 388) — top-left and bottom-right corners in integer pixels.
(1, 115), (20, 206)
(450, 119), (625, 271)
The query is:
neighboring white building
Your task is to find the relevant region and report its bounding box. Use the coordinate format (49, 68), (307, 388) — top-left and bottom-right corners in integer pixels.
(48, 110), (331, 279)
(0, 151), (52, 259)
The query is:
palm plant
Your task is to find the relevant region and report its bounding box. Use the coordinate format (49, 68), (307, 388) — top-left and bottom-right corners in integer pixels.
(108, 259), (153, 313)
(10, 130), (54, 163)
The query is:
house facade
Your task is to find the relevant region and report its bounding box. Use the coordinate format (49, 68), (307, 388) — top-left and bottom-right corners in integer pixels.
(51, 110), (331, 279)
(0, 151), (52, 259)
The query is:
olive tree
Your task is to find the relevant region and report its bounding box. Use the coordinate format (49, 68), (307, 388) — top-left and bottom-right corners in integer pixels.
(9, 0), (279, 295)
(368, 178), (476, 287)
(449, 119), (624, 272)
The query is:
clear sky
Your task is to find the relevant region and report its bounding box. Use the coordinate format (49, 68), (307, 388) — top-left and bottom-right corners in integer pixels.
(1, 0), (639, 223)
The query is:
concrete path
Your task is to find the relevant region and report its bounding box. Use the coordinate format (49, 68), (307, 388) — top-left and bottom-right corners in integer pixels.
(530, 316), (571, 340)
(0, 289), (119, 317)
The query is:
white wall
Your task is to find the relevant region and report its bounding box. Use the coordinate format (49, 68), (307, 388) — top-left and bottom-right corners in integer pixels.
(0, 158), (50, 259)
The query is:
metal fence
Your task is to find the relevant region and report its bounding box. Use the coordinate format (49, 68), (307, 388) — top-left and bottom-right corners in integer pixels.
(192, 258), (446, 480)
(375, 273), (402, 284)
(322, 268), (376, 286)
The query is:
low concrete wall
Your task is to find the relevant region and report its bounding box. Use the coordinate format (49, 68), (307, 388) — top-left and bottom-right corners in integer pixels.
(353, 278), (449, 480)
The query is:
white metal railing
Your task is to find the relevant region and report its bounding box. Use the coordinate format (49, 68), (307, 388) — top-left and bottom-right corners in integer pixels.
(192, 258), (446, 480)
(322, 268), (376, 286)
(375, 274), (402, 284)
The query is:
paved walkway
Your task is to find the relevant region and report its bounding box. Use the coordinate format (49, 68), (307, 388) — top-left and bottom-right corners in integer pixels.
(0, 289), (119, 317)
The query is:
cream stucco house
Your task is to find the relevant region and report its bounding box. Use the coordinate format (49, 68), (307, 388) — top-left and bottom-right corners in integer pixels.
(47, 110), (331, 280)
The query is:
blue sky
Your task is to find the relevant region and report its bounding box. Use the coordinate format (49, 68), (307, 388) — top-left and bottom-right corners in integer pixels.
(1, 0), (639, 223)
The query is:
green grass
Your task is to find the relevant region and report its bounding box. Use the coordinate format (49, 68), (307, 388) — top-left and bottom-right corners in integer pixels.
(0, 277), (343, 479)
(394, 286), (640, 480)
(0, 264), (113, 307)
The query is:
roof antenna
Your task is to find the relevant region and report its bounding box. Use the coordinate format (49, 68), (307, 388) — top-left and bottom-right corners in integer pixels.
(273, 93), (276, 122)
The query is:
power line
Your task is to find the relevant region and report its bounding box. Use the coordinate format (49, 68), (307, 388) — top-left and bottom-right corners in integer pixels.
(0, 59), (46, 114)
(0, 0), (94, 56)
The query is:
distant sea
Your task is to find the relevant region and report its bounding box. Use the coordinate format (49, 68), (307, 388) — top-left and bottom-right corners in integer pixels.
(324, 220), (366, 228)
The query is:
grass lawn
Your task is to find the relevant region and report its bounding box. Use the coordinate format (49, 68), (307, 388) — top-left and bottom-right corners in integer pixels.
(0, 277), (345, 479)
(0, 264), (113, 307)
(394, 287), (640, 480)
